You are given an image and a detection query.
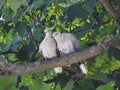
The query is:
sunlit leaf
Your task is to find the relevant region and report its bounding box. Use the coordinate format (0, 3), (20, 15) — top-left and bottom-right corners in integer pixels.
(0, 76), (17, 90)
(55, 84), (61, 90)
(10, 0), (28, 11)
(97, 82), (115, 90)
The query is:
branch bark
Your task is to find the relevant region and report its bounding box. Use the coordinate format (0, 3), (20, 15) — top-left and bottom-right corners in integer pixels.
(0, 35), (120, 77)
(100, 0), (120, 25)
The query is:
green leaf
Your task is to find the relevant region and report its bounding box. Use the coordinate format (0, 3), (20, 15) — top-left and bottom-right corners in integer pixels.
(72, 22), (92, 37)
(16, 41), (36, 60)
(14, 22), (28, 37)
(0, 0), (4, 9)
(11, 36), (22, 45)
(22, 74), (33, 86)
(10, 0), (28, 11)
(0, 42), (11, 53)
(77, 78), (96, 90)
(97, 82), (115, 90)
(4, 7), (13, 21)
(66, 79), (74, 90)
(11, 43), (21, 51)
(107, 47), (120, 60)
(20, 0), (28, 5)
(10, 0), (21, 11)
(96, 24), (114, 40)
(57, 75), (71, 88)
(66, 4), (89, 21)
(92, 70), (107, 83)
(55, 84), (61, 90)
(115, 73), (120, 88)
(44, 0), (54, 6)
(0, 76), (17, 90)
(82, 0), (96, 13)
(10, 36), (22, 51)
(12, 13), (20, 24)
(32, 25), (43, 41)
(73, 82), (81, 90)
(32, 78), (50, 90)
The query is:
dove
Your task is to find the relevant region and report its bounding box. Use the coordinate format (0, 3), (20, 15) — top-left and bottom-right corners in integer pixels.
(39, 28), (62, 73)
(52, 32), (80, 54)
(52, 31), (88, 74)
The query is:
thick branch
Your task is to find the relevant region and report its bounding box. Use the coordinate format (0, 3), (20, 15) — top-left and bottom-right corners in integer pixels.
(0, 35), (120, 77)
(100, 0), (120, 17)
(100, 0), (120, 25)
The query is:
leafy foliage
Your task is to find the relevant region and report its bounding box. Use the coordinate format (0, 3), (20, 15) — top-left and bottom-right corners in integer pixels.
(0, 77), (17, 90)
(96, 82), (115, 90)
(0, 0), (120, 90)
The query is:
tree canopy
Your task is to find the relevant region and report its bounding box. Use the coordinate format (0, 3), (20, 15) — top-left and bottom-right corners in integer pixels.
(0, 0), (120, 90)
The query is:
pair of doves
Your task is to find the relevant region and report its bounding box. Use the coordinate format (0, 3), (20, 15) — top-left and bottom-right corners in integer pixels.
(39, 28), (88, 74)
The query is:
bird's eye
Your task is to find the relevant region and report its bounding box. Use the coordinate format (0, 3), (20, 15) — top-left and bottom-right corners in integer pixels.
(48, 30), (50, 32)
(56, 33), (58, 35)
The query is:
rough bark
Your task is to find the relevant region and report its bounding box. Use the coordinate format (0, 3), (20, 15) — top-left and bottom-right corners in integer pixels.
(100, 0), (120, 25)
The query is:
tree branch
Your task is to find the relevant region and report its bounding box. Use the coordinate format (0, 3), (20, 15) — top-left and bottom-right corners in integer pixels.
(99, 0), (120, 25)
(0, 35), (120, 77)
(100, 0), (120, 18)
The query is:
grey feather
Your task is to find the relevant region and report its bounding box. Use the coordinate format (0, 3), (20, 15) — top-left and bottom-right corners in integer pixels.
(52, 32), (80, 54)
(39, 28), (57, 59)
(39, 28), (62, 73)
(53, 31), (88, 74)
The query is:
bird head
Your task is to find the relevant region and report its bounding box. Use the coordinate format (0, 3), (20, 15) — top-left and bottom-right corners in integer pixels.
(44, 28), (52, 36)
(52, 32), (61, 39)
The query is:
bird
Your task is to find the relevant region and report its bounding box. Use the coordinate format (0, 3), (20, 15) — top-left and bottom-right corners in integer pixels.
(52, 32), (80, 54)
(52, 31), (88, 74)
(39, 28), (62, 74)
